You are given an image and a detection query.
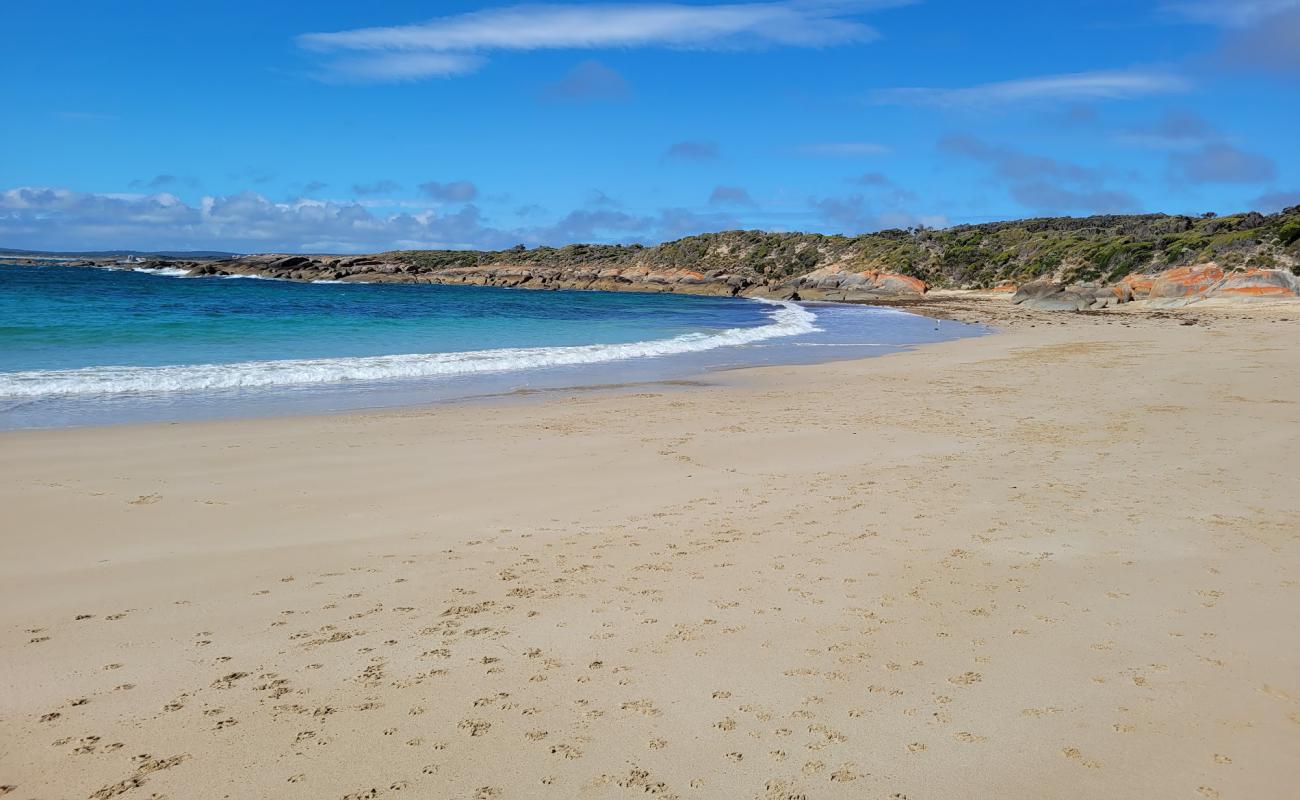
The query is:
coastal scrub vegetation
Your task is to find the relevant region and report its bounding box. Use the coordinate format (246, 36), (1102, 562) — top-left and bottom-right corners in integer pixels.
(389, 207), (1300, 289)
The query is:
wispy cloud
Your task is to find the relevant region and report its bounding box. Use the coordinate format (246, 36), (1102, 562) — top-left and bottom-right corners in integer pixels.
(316, 53), (485, 83)
(352, 179), (402, 196)
(298, 1), (908, 82)
(873, 70), (1188, 107)
(586, 189), (621, 207)
(808, 191), (942, 234)
(1252, 190), (1300, 212)
(1116, 110), (1279, 184)
(709, 185), (755, 206)
(664, 140), (721, 161)
(850, 172), (918, 204)
(1170, 143), (1277, 184)
(794, 141), (889, 156)
(939, 135), (1139, 213)
(129, 174), (200, 190)
(1115, 109), (1217, 149)
(1218, 7), (1300, 76)
(541, 60), (631, 103)
(1164, 1), (1300, 76)
(419, 180), (479, 202)
(1161, 0), (1298, 27)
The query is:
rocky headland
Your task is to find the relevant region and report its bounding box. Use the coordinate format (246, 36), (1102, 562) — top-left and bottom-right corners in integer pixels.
(8, 207), (1299, 312)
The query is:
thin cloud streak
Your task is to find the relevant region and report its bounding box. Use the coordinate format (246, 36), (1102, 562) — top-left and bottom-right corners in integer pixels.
(873, 70), (1189, 107)
(315, 53), (486, 83)
(299, 2), (897, 52)
(298, 1), (910, 82)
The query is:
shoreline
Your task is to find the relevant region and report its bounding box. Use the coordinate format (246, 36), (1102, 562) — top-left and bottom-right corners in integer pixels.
(1, 293), (1279, 437)
(0, 279), (987, 432)
(2, 298), (1297, 799)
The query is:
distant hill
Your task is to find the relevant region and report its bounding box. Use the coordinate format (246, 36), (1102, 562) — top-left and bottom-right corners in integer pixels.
(0, 247), (237, 260)
(386, 207), (1300, 289)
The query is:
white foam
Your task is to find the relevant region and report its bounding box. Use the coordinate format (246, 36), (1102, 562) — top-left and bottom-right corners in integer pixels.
(0, 300), (818, 398)
(132, 266), (192, 277)
(218, 273), (292, 281)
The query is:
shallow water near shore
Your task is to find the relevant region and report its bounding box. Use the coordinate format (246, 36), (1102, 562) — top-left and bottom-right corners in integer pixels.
(0, 262), (985, 429)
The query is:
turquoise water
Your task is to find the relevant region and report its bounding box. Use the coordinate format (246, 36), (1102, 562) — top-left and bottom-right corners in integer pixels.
(0, 263), (983, 428)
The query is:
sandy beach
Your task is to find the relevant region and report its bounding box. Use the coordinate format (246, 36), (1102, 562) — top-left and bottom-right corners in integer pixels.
(2, 300), (1298, 800)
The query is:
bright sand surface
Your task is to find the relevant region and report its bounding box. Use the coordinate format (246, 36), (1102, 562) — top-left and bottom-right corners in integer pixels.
(2, 302), (1298, 799)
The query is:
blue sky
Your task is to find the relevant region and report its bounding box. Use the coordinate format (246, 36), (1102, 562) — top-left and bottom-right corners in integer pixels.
(1, 0), (1297, 252)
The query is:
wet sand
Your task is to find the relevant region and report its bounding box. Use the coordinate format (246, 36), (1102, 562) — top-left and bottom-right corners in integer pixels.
(2, 301), (1298, 799)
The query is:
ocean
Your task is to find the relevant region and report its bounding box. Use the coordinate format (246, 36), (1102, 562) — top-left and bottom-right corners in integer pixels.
(0, 262), (984, 429)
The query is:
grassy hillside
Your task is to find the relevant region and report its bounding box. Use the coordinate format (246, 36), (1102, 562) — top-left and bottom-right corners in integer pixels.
(389, 207), (1300, 289)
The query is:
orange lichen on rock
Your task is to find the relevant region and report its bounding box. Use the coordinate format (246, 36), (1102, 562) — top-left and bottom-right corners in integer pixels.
(1211, 268), (1300, 298)
(1118, 273), (1156, 298)
(1148, 264), (1226, 300)
(863, 271), (928, 295)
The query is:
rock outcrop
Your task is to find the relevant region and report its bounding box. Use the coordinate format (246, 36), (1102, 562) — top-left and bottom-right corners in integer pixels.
(1119, 264), (1300, 307)
(783, 266), (928, 301)
(1212, 267), (1300, 299)
(186, 255), (761, 296)
(1011, 280), (1133, 311)
(176, 254), (929, 301)
(1145, 264), (1227, 307)
(1012, 265), (1300, 311)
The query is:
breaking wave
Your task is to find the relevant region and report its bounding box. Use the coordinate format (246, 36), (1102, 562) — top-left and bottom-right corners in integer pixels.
(0, 299), (818, 398)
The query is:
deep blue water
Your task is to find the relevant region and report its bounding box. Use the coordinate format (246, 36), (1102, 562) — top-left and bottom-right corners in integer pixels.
(0, 263), (984, 428)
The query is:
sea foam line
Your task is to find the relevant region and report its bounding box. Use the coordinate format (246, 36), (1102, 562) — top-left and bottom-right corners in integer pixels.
(132, 266), (192, 277)
(0, 299), (818, 398)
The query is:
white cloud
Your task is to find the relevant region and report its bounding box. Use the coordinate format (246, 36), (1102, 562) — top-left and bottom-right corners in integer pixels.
(873, 70), (1189, 107)
(0, 187), (492, 252)
(316, 53), (485, 83)
(0, 186), (741, 252)
(298, 1), (909, 82)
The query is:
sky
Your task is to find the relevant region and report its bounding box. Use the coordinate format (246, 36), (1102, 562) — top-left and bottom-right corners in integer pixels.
(1, 0), (1297, 253)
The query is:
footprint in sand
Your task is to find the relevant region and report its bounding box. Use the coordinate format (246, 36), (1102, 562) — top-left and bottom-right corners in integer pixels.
(128, 494), (161, 506)
(458, 719), (491, 736)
